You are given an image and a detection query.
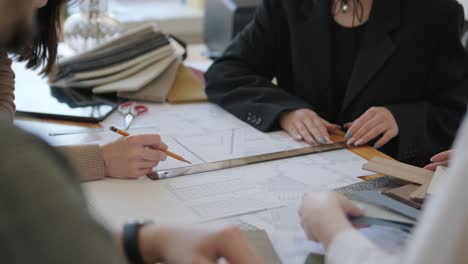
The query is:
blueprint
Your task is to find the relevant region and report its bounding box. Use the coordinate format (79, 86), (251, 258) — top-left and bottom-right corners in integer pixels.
(174, 127), (310, 162)
(56, 102), (380, 262)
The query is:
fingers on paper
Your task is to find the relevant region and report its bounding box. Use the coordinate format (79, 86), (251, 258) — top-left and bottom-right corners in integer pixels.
(346, 109), (376, 144)
(354, 123), (386, 147)
(373, 130), (396, 149)
(295, 122), (316, 144)
(303, 118), (327, 144)
(285, 125), (302, 141)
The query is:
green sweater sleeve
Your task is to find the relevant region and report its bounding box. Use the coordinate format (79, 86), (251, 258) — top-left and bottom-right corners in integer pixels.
(0, 123), (126, 264)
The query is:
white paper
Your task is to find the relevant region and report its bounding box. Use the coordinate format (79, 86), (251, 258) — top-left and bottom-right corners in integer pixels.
(83, 167), (284, 229)
(82, 177), (202, 230)
(164, 168), (284, 220)
(176, 128), (310, 162)
(62, 101), (382, 262)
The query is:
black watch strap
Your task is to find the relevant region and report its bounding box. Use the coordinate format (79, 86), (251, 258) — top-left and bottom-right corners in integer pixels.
(123, 220), (152, 264)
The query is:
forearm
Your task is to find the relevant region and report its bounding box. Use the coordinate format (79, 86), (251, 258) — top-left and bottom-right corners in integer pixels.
(0, 52), (15, 120)
(0, 125), (124, 263)
(206, 63), (311, 131)
(206, 0), (312, 131)
(57, 144), (106, 181)
(218, 88), (312, 131)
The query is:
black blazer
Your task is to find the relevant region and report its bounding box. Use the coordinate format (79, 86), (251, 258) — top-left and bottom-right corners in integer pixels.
(205, 0), (468, 165)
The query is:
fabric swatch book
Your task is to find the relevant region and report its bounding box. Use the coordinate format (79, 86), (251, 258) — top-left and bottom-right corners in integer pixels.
(52, 24), (172, 82)
(167, 64), (208, 103)
(49, 23), (186, 103)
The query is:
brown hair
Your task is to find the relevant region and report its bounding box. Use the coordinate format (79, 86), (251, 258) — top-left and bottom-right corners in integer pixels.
(17, 0), (69, 74)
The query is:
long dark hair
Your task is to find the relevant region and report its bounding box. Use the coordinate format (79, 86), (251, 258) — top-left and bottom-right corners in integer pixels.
(16, 0), (69, 74)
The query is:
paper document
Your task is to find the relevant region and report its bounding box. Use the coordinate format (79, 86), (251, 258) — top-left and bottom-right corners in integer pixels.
(83, 168), (284, 229)
(70, 102), (380, 263)
(176, 128), (309, 162)
(164, 168), (284, 220)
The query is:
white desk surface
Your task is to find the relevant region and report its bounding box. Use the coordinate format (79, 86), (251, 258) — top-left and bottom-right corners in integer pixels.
(15, 101), (406, 263)
(14, 45), (401, 263)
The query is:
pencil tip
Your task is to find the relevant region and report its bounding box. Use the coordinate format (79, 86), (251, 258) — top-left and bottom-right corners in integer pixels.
(109, 126), (118, 132)
(185, 160), (192, 164)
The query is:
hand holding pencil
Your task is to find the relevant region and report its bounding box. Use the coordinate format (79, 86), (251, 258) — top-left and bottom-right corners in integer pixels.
(109, 126), (191, 164)
(100, 132), (167, 179)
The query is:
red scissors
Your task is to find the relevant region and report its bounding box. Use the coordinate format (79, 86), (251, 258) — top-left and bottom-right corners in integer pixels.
(118, 101), (149, 130)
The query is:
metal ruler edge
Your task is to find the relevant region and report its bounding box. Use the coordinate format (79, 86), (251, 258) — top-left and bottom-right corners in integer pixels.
(148, 141), (346, 180)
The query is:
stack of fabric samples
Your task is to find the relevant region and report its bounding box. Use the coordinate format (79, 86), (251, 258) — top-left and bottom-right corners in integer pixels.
(50, 23), (182, 102)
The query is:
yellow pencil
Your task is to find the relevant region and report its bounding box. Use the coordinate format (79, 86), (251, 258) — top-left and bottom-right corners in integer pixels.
(109, 126), (192, 164)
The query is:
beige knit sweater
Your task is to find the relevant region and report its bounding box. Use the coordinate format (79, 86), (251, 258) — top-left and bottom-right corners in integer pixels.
(0, 54), (105, 181)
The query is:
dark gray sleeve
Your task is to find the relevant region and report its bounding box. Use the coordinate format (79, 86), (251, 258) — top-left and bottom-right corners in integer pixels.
(386, 2), (468, 162)
(0, 124), (126, 264)
(205, 0), (311, 132)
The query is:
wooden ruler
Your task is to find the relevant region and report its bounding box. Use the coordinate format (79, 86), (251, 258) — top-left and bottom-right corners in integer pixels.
(148, 142), (346, 180)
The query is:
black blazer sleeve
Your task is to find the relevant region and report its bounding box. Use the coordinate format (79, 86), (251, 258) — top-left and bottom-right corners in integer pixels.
(386, 3), (468, 162)
(205, 0), (311, 131)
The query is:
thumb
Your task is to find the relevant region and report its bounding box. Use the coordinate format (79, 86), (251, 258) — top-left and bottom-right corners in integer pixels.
(344, 200), (364, 217)
(336, 193), (364, 217)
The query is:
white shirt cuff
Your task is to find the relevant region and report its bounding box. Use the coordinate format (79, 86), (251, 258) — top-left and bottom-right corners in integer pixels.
(326, 228), (378, 264)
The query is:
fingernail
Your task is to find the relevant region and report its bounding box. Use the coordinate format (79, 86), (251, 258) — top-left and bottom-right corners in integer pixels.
(294, 134), (302, 140)
(347, 138), (355, 145)
(325, 136), (332, 143)
(373, 143), (382, 149)
(354, 139), (363, 146)
(345, 130), (352, 139)
(307, 138), (316, 144)
(319, 136), (327, 144)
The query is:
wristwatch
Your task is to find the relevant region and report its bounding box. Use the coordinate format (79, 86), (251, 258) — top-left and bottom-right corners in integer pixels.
(123, 220), (153, 264)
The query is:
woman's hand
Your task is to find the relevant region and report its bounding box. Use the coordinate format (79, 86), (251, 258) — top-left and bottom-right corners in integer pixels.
(424, 150), (452, 171)
(345, 107), (398, 149)
(101, 134), (168, 179)
(140, 225), (263, 264)
(299, 192), (363, 248)
(280, 109), (339, 144)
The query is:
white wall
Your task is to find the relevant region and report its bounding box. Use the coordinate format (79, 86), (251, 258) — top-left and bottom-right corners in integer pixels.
(459, 0), (468, 18)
